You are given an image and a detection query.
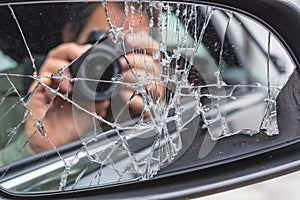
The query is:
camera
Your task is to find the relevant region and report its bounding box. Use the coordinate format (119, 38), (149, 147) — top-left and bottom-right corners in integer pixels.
(70, 30), (122, 101)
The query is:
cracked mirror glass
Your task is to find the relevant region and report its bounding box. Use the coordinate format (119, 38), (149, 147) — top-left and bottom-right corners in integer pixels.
(0, 0), (298, 193)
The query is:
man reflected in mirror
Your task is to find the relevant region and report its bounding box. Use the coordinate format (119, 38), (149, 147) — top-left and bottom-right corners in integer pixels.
(1, 2), (163, 162)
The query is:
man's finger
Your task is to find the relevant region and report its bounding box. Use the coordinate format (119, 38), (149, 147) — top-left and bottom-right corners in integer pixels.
(120, 53), (159, 71)
(28, 58), (70, 93)
(125, 30), (160, 54)
(48, 43), (92, 61)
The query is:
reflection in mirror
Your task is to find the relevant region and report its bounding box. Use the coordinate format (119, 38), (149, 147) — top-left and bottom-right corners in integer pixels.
(0, 0), (297, 193)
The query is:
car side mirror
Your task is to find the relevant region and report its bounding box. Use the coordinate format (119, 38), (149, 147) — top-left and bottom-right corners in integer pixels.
(0, 0), (299, 199)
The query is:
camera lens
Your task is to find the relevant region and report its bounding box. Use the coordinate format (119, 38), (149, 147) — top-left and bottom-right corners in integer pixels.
(70, 39), (122, 101)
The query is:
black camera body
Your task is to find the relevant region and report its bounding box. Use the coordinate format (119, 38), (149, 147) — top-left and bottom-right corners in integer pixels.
(70, 30), (122, 101)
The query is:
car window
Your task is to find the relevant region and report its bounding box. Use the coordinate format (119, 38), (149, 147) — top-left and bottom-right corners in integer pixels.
(0, 1), (297, 193)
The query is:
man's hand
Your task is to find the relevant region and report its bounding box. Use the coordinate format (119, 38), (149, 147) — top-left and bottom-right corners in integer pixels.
(119, 31), (164, 118)
(25, 43), (109, 153)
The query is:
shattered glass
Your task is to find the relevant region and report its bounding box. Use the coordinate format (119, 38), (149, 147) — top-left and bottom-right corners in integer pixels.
(0, 0), (296, 192)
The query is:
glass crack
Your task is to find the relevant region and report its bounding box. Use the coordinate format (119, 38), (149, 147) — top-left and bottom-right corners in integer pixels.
(0, 1), (295, 192)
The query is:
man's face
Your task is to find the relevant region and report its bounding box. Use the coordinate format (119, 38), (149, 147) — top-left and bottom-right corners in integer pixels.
(76, 3), (149, 44)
